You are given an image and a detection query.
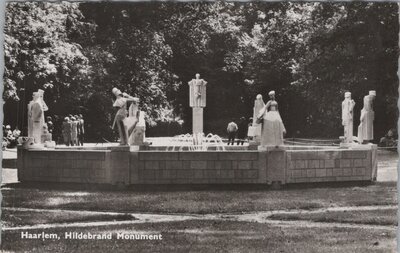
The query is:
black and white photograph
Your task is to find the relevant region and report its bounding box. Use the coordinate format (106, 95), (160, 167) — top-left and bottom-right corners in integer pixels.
(1, 1), (398, 252)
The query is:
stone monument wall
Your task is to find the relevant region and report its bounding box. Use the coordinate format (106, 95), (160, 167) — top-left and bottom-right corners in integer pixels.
(17, 146), (377, 186)
(284, 147), (377, 183)
(129, 151), (265, 184)
(17, 148), (111, 184)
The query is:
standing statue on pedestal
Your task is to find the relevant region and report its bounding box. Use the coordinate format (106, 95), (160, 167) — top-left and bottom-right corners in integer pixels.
(358, 90), (376, 144)
(37, 89), (52, 143)
(112, 87), (138, 145)
(37, 89), (48, 124)
(29, 93), (43, 144)
(248, 94), (265, 142)
(188, 73), (207, 108)
(258, 91), (286, 147)
(188, 73), (207, 137)
(125, 97), (146, 145)
(341, 92), (355, 143)
(27, 92), (39, 139)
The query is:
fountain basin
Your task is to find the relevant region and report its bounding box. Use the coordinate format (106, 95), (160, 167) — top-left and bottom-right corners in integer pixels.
(17, 144), (377, 186)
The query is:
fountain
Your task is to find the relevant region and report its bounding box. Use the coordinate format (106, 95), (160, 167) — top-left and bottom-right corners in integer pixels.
(16, 82), (378, 187)
(165, 133), (225, 151)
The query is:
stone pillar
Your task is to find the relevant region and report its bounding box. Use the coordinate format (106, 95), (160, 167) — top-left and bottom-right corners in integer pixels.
(109, 146), (130, 186)
(260, 146), (286, 185)
(371, 144), (378, 181)
(192, 107), (203, 135)
(188, 74), (207, 135)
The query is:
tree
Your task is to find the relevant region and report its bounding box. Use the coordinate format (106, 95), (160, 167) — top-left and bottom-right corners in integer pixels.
(4, 2), (93, 132)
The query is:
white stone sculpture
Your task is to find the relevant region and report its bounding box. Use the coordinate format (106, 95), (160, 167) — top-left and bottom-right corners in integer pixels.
(342, 92), (355, 143)
(27, 92), (39, 139)
(112, 87), (138, 145)
(258, 91), (286, 147)
(248, 94), (265, 142)
(358, 90), (376, 143)
(188, 73), (207, 108)
(126, 97), (146, 145)
(30, 93), (43, 144)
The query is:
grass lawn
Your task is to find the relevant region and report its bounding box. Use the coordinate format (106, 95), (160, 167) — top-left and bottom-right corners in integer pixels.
(2, 182), (396, 214)
(269, 209), (398, 226)
(1, 182), (397, 252)
(1, 220), (396, 253)
(2, 209), (136, 227)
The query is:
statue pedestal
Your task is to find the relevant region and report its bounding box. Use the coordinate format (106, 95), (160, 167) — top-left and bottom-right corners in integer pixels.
(192, 107), (203, 135)
(41, 133), (52, 143)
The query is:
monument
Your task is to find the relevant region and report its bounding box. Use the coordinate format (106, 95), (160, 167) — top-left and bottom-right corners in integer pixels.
(27, 92), (38, 139)
(126, 97), (146, 145)
(26, 90), (53, 147)
(341, 92), (355, 143)
(248, 94), (265, 143)
(188, 73), (207, 135)
(358, 90), (376, 144)
(257, 91), (286, 147)
(28, 92), (42, 144)
(18, 82), (378, 187)
(112, 87), (139, 145)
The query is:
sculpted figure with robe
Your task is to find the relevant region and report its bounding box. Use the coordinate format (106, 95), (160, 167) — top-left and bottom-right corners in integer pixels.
(341, 92), (355, 143)
(27, 92), (39, 139)
(112, 87), (138, 145)
(30, 93), (43, 143)
(188, 73), (207, 108)
(258, 91), (286, 147)
(358, 90), (376, 143)
(125, 97), (146, 145)
(247, 94), (265, 141)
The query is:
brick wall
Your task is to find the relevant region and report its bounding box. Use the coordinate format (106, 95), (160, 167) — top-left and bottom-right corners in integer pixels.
(285, 148), (376, 183)
(17, 145), (377, 185)
(18, 148), (111, 184)
(129, 151), (265, 184)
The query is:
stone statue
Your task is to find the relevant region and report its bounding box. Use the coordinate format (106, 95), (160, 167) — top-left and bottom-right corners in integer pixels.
(341, 92), (355, 143)
(112, 87), (138, 145)
(27, 92), (39, 139)
(37, 89), (53, 143)
(248, 94), (265, 141)
(126, 97), (146, 145)
(188, 73), (207, 108)
(37, 89), (48, 126)
(30, 93), (43, 143)
(358, 90), (376, 144)
(258, 91), (286, 147)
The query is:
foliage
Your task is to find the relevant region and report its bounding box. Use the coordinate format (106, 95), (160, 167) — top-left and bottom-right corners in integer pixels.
(4, 2), (398, 140)
(4, 2), (92, 101)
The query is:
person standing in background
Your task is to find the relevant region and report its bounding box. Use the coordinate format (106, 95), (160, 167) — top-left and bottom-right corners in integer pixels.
(62, 117), (72, 146)
(71, 116), (78, 146)
(227, 119), (238, 145)
(46, 116), (54, 134)
(77, 114), (85, 146)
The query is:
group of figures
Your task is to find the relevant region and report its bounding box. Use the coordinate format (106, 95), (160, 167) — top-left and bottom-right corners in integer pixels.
(248, 89), (376, 147)
(342, 90), (376, 144)
(27, 89), (52, 145)
(112, 87), (146, 146)
(248, 91), (286, 147)
(62, 115), (85, 146)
